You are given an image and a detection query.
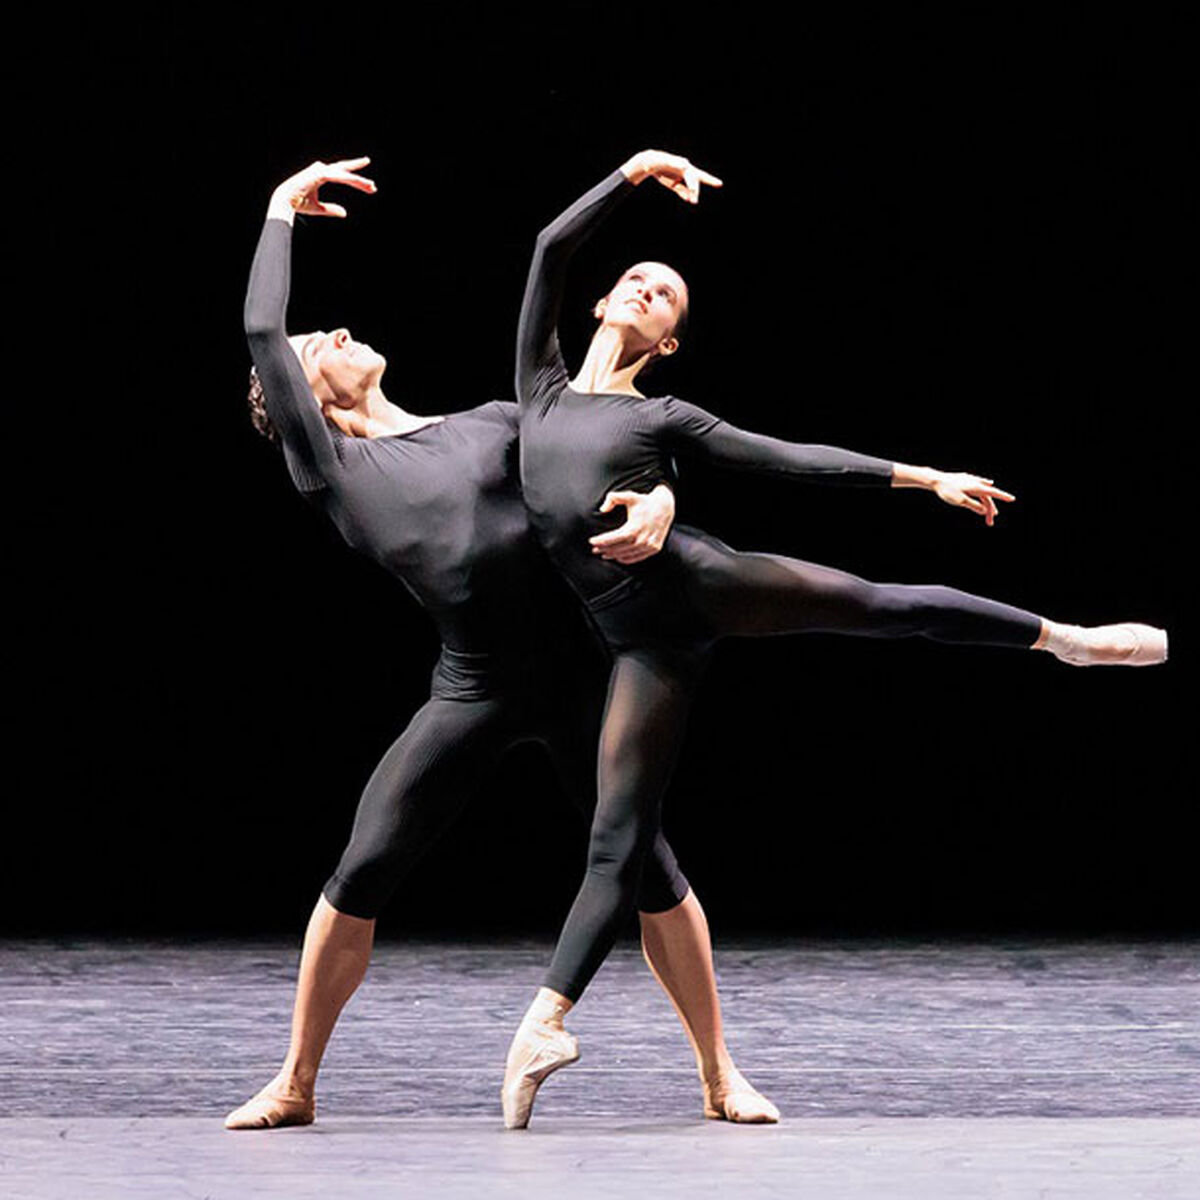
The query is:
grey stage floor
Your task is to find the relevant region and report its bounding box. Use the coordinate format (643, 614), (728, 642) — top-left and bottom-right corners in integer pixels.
(2, 938), (1198, 1198)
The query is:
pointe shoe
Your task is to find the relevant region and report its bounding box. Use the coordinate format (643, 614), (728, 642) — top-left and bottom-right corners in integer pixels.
(501, 1021), (580, 1129)
(1046, 622), (1168, 667)
(224, 1083), (315, 1130)
(703, 1069), (780, 1124)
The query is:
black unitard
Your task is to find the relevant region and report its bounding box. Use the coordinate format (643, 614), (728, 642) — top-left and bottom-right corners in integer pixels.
(516, 170), (1044, 1001)
(244, 217), (688, 919)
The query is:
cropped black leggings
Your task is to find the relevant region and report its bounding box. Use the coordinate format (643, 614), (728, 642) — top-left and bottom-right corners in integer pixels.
(541, 528), (1043, 1000)
(323, 649), (689, 920)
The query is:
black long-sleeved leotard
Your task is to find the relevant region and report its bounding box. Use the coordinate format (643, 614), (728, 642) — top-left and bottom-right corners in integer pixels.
(516, 169), (895, 609)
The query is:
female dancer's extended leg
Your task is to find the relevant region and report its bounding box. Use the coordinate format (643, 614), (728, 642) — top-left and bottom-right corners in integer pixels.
(534, 538), (1045, 1008)
(677, 527), (1165, 663)
(505, 530), (1165, 1124)
(677, 528), (1042, 646)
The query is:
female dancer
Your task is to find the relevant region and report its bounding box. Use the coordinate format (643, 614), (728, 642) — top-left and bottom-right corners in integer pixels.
(226, 159), (778, 1130)
(502, 149), (1168, 1128)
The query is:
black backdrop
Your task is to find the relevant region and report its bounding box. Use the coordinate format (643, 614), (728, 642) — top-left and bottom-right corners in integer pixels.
(13, 9), (1189, 938)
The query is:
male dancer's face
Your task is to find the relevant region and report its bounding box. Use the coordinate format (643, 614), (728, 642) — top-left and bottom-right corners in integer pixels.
(288, 329), (386, 408)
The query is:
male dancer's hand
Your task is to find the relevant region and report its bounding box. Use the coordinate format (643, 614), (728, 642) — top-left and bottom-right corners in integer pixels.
(267, 158), (377, 224)
(620, 150), (723, 204)
(590, 484), (676, 564)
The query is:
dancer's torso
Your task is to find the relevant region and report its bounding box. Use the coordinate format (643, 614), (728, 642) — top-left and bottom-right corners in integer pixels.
(519, 379), (721, 609)
(302, 400), (594, 664)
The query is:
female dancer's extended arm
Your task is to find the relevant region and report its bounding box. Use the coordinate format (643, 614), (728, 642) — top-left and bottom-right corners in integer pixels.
(657, 400), (1017, 526)
(244, 159), (376, 490)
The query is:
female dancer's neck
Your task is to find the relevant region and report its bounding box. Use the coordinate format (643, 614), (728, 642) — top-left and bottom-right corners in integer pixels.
(570, 329), (652, 397)
(324, 387), (444, 440)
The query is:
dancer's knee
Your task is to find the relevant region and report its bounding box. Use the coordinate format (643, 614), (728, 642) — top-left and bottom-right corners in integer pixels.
(586, 808), (657, 885)
(322, 853), (393, 920)
(634, 835), (690, 912)
(634, 865), (690, 913)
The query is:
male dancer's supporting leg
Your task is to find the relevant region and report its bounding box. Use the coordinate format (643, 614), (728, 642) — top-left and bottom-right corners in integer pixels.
(226, 896), (373, 1129)
(640, 890), (779, 1122)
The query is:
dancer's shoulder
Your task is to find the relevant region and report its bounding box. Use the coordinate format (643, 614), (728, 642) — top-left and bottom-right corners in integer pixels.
(655, 395), (723, 436)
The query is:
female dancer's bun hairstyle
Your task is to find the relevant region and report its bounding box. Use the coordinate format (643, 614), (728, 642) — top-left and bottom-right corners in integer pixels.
(247, 367), (280, 444)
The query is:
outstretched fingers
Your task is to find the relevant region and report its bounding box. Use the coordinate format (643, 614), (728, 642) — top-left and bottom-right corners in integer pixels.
(642, 152), (724, 204)
(976, 481), (1016, 503)
(678, 163), (724, 204)
(286, 156), (378, 218)
(326, 157), (377, 192)
(968, 481), (1015, 527)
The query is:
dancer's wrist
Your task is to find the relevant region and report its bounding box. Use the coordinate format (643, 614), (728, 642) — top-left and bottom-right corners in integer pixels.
(890, 463), (939, 490)
(620, 152), (651, 185)
(267, 188), (298, 226)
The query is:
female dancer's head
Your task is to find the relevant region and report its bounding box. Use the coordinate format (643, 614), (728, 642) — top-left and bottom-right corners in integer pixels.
(593, 262), (689, 367)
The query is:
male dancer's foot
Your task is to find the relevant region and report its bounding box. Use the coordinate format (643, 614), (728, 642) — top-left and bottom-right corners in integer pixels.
(502, 988), (579, 1129)
(640, 892), (780, 1124)
(224, 1072), (315, 1129)
(702, 1064), (780, 1124)
(223, 896), (373, 1131)
(1037, 621), (1167, 667)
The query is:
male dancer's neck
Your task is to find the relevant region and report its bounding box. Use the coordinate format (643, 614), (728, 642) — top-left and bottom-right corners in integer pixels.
(323, 387), (445, 440)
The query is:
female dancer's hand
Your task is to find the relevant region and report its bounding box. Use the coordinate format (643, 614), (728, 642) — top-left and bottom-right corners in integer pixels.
(620, 150), (723, 204)
(931, 471), (1016, 526)
(267, 158), (377, 223)
(892, 464), (1015, 526)
(590, 484), (676, 563)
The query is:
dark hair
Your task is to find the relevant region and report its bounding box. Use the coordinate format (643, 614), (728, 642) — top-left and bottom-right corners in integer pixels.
(247, 367), (280, 444)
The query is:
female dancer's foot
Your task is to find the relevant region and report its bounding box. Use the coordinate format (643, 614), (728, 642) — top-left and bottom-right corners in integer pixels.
(224, 1073), (315, 1130)
(702, 1066), (780, 1124)
(502, 989), (579, 1129)
(1038, 621), (1168, 667)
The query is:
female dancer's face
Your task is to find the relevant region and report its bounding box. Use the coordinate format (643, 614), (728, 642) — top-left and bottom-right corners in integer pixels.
(596, 262), (688, 358)
(288, 329), (386, 408)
